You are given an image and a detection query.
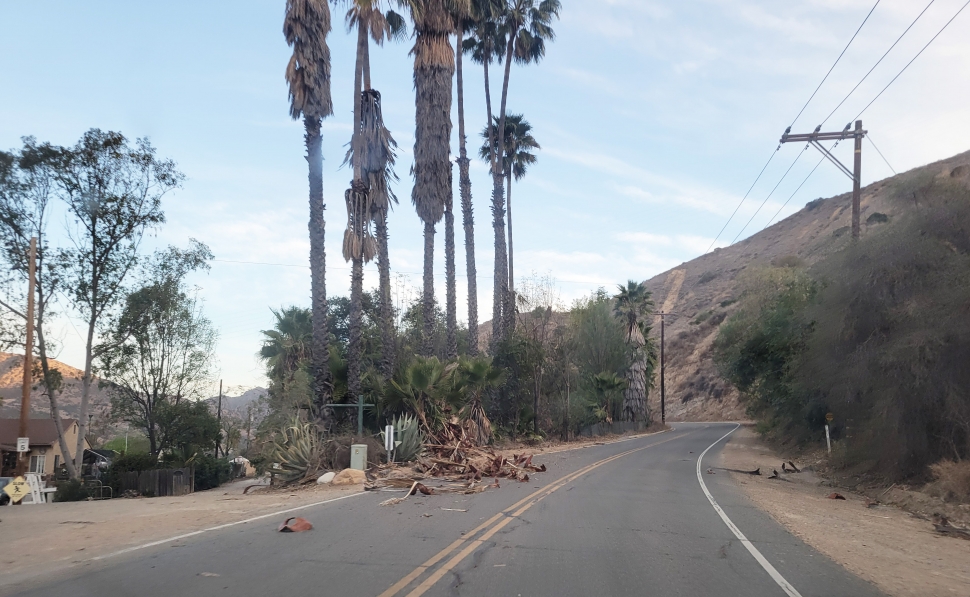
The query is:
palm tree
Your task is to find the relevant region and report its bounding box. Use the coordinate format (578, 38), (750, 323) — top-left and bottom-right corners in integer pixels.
(454, 356), (504, 445)
(614, 281), (655, 422)
(400, 0), (468, 356)
(591, 371), (626, 424)
(463, 9), (505, 350)
(453, 5), (484, 356)
(478, 0), (560, 348)
(341, 1), (405, 407)
(284, 0), (335, 426)
(259, 307), (314, 385)
(479, 113), (538, 303)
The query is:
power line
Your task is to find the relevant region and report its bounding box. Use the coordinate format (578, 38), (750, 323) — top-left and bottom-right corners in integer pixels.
(790, 0), (882, 128)
(821, 0), (937, 127)
(706, 1), (882, 254)
(730, 146), (808, 245)
(867, 133), (896, 175)
(763, 154), (827, 229)
(212, 259), (616, 287)
(705, 147), (779, 253)
(853, 0), (970, 121)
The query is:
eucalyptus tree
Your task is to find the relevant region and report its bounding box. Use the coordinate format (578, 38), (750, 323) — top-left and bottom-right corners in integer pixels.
(100, 242), (216, 457)
(341, 0), (405, 401)
(0, 139), (79, 478)
(481, 0), (560, 345)
(479, 113), (538, 298)
(614, 281), (655, 422)
(58, 129), (177, 471)
(284, 0), (335, 425)
(400, 0), (468, 356)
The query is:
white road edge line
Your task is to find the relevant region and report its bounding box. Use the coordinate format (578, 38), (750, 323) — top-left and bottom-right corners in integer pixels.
(91, 490), (366, 561)
(696, 424), (804, 597)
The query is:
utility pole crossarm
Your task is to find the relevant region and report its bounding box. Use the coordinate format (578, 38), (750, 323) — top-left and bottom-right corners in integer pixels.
(779, 120), (867, 239)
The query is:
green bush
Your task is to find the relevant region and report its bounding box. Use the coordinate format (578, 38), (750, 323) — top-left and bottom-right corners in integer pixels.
(192, 454), (231, 491)
(54, 479), (88, 502)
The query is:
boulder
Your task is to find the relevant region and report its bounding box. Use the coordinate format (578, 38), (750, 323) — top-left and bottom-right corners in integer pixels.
(331, 468), (366, 486)
(317, 471), (336, 484)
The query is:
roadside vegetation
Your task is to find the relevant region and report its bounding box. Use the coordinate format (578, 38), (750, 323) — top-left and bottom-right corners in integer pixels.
(714, 173), (970, 489)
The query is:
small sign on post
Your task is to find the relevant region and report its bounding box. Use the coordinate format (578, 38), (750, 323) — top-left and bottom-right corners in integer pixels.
(2, 476), (29, 503)
(16, 437), (29, 453)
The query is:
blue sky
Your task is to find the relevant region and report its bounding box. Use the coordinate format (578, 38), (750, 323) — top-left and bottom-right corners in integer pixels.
(1, 1), (968, 392)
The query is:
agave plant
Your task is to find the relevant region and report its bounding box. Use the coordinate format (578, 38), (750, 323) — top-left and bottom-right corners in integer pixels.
(267, 418), (326, 483)
(382, 413), (424, 462)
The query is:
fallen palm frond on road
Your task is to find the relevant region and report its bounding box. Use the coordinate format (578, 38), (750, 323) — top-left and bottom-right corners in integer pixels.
(367, 422), (546, 505)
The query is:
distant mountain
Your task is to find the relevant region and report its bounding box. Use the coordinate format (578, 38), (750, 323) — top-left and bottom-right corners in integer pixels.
(0, 352), (110, 419)
(207, 387), (267, 416)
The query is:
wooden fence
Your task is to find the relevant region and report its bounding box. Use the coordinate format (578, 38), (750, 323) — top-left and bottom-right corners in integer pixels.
(117, 467), (194, 497)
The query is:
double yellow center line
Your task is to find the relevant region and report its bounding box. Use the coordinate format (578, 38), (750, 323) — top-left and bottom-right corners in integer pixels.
(378, 430), (691, 597)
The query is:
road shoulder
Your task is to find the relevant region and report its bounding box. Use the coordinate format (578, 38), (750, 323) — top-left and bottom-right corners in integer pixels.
(721, 427), (970, 597)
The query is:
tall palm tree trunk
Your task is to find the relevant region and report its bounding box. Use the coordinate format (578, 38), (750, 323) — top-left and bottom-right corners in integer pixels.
(411, 2), (453, 356)
(306, 116), (333, 424)
(506, 169), (513, 292)
(624, 352), (647, 422)
(455, 31), (478, 356)
(483, 53), (508, 350)
(376, 213), (394, 376)
(493, 35), (516, 344)
(347, 24), (368, 415)
(422, 219), (436, 355)
(444, 200), (457, 358)
(503, 168), (515, 335)
(348, 255), (364, 410)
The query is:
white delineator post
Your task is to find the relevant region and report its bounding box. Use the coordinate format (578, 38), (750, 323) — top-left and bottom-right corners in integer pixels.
(825, 425), (832, 454)
(384, 424), (395, 464)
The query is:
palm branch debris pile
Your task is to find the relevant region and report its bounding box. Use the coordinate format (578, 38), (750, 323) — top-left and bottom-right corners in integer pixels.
(366, 421), (546, 506)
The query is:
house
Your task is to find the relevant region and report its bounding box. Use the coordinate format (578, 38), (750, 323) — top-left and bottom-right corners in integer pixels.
(0, 418), (89, 476)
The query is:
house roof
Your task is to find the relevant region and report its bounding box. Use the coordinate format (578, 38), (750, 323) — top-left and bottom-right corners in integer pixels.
(0, 418), (78, 449)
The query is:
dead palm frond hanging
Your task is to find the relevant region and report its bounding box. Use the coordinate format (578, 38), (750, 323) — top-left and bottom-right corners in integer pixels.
(342, 179), (377, 262)
(341, 88), (397, 264)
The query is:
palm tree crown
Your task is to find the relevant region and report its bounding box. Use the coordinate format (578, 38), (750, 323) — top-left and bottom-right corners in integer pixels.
(479, 113), (539, 180)
(284, 0), (334, 120)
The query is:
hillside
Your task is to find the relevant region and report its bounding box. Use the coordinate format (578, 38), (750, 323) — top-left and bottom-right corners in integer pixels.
(0, 352), (111, 419)
(643, 149), (970, 421)
(206, 387), (267, 416)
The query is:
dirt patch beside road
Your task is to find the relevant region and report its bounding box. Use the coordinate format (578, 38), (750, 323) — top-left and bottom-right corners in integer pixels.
(0, 479), (360, 591)
(721, 426), (970, 597)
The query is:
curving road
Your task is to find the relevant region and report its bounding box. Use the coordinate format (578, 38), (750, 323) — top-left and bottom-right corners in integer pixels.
(5, 423), (884, 597)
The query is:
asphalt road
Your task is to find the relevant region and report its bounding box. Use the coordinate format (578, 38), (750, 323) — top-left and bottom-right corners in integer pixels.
(5, 423), (885, 597)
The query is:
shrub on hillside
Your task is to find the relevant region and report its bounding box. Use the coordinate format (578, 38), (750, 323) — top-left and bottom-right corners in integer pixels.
(928, 460), (970, 503)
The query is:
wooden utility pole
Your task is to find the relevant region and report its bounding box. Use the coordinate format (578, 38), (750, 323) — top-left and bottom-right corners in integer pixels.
(852, 120), (863, 238)
(215, 379), (223, 458)
(16, 238), (37, 476)
(659, 312), (667, 425)
(780, 120), (866, 239)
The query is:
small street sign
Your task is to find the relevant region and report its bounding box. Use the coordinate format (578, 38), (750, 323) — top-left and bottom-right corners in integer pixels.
(16, 437), (29, 452)
(2, 476), (29, 503)
(825, 412), (834, 423)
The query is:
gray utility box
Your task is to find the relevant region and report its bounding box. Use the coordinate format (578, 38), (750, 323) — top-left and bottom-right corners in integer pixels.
(350, 444), (368, 471)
